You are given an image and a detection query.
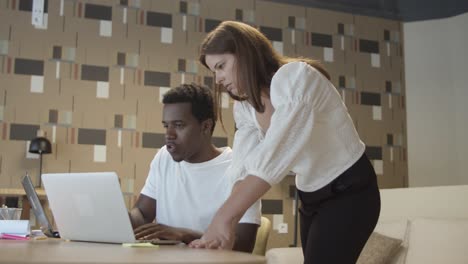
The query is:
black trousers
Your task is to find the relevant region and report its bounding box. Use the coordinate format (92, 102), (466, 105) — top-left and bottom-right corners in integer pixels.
(298, 154), (381, 264)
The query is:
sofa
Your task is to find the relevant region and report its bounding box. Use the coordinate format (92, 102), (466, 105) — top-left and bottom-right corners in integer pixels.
(266, 185), (468, 264)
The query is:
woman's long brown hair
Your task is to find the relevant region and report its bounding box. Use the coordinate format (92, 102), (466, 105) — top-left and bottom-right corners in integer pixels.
(199, 21), (330, 128)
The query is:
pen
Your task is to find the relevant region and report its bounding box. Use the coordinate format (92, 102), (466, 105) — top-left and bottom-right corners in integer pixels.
(0, 233), (30, 240)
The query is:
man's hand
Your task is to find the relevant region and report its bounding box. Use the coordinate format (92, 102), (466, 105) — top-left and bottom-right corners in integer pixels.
(134, 223), (202, 244)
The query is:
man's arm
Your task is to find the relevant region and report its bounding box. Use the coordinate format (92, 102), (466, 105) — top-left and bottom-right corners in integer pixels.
(129, 193), (156, 228)
(232, 223), (259, 253)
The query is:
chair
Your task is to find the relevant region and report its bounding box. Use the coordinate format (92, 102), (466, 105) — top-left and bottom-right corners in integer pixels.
(252, 216), (272, 255)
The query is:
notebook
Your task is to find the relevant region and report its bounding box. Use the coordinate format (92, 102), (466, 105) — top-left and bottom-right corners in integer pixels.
(42, 172), (179, 244)
(21, 174), (60, 238)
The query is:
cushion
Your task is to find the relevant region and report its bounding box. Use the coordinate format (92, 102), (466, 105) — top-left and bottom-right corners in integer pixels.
(357, 232), (403, 264)
(266, 247), (303, 264)
(374, 220), (411, 264)
(405, 218), (468, 264)
(265, 232), (402, 264)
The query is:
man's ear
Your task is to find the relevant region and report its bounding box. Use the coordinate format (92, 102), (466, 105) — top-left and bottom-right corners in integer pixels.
(202, 119), (213, 134)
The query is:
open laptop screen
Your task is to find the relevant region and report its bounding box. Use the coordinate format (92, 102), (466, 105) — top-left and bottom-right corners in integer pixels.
(21, 174), (59, 238)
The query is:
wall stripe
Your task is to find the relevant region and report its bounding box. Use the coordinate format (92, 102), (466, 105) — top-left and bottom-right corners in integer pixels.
(144, 71), (170, 87)
(14, 58), (44, 75)
(205, 19), (221, 33)
(9, 123), (39, 141)
(260, 26), (282, 42)
(146, 11), (172, 28)
(81, 64), (109, 82)
(311, 32), (333, 48)
(77, 128), (106, 145)
(262, 199), (283, 214)
(359, 39), (379, 53)
(19, 0), (49, 12)
(360, 92), (381, 106)
(2, 123), (7, 140)
(366, 146), (383, 160)
(142, 132), (164, 148)
(212, 137), (228, 147)
(84, 3), (112, 21)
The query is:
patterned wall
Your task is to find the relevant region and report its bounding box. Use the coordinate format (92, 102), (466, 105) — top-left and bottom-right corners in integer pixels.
(0, 0), (407, 249)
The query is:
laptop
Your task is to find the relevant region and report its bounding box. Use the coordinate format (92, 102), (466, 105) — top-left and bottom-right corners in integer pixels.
(42, 172), (179, 244)
(21, 174), (60, 238)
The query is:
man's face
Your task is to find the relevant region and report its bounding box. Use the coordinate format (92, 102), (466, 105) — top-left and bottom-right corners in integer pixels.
(162, 102), (207, 163)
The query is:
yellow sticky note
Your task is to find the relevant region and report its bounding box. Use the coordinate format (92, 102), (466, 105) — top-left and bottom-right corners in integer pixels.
(122, 242), (159, 248)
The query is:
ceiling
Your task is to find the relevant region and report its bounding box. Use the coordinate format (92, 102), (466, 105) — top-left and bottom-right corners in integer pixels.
(266, 0), (468, 21)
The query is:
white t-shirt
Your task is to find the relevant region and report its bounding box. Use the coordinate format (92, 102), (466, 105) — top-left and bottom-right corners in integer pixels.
(140, 146), (261, 233)
(227, 61), (365, 192)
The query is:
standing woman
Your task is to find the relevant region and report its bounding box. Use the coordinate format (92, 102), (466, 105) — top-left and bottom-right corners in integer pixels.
(190, 21), (380, 263)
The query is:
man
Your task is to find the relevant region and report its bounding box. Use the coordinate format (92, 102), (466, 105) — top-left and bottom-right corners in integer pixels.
(129, 83), (261, 252)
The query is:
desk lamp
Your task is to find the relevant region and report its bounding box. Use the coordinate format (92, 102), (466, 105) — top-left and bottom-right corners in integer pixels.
(28, 137), (52, 188)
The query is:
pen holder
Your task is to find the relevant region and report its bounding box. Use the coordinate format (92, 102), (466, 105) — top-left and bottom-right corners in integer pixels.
(0, 207), (23, 220)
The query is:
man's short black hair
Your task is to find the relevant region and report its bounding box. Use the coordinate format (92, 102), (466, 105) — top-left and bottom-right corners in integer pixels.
(162, 83), (216, 134)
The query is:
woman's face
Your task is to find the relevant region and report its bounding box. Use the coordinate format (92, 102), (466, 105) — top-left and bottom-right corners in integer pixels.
(205, 54), (240, 96)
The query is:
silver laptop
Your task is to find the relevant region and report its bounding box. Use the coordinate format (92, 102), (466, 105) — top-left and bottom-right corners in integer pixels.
(21, 174), (60, 238)
(42, 172), (139, 244)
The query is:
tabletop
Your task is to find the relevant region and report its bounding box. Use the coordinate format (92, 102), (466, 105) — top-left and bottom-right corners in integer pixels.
(0, 239), (266, 264)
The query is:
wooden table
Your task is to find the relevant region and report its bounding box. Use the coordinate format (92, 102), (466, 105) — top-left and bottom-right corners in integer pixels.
(0, 239), (266, 264)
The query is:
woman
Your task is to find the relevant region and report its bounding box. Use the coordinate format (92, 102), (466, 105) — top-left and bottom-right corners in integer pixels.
(190, 21), (380, 263)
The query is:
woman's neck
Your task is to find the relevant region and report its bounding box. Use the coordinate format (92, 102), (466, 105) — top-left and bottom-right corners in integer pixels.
(255, 94), (274, 133)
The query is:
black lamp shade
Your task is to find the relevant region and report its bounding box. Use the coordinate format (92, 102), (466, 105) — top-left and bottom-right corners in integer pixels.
(29, 137), (52, 154)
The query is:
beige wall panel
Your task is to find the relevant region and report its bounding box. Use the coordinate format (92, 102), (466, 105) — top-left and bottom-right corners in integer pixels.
(7, 95), (49, 124)
(0, 10), (12, 37)
(106, 94), (138, 116)
(359, 68), (385, 93)
(116, 6), (140, 26)
(65, 16), (101, 39)
(282, 29), (298, 56)
(106, 38), (140, 58)
(126, 147), (156, 193)
(146, 49), (177, 72)
(127, 24), (160, 57)
(59, 80), (97, 102)
(360, 121), (386, 147)
(145, 0), (178, 13)
(75, 98), (116, 128)
(354, 15), (385, 40)
(296, 45), (321, 62)
(306, 7), (353, 33)
(376, 160), (395, 186)
(201, 0), (255, 20)
(80, 44), (113, 66)
(171, 14), (189, 46)
(123, 84), (159, 107)
(138, 99), (164, 132)
(0, 141), (39, 188)
(390, 52), (404, 75)
(186, 29), (207, 51)
(43, 9), (66, 34)
(62, 144), (98, 169)
(256, 0), (297, 28)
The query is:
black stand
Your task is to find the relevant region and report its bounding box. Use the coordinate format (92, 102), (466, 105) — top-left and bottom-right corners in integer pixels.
(37, 152), (43, 188)
(291, 188), (299, 247)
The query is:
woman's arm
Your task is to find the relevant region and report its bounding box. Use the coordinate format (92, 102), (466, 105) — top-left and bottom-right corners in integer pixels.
(190, 175), (270, 249)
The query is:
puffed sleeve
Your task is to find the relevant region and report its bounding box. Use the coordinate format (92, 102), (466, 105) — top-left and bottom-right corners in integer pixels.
(223, 101), (263, 184)
(241, 61), (341, 185)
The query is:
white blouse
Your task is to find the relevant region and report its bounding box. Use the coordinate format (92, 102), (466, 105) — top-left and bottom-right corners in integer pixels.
(227, 61), (365, 192)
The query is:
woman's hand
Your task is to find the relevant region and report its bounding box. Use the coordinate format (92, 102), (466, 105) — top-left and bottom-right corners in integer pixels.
(189, 212), (236, 250)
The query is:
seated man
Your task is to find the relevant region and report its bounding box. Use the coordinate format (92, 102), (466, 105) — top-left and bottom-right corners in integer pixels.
(129, 83), (261, 252)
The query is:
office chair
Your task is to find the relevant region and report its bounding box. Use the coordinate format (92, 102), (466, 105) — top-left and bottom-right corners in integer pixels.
(252, 216), (272, 256)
